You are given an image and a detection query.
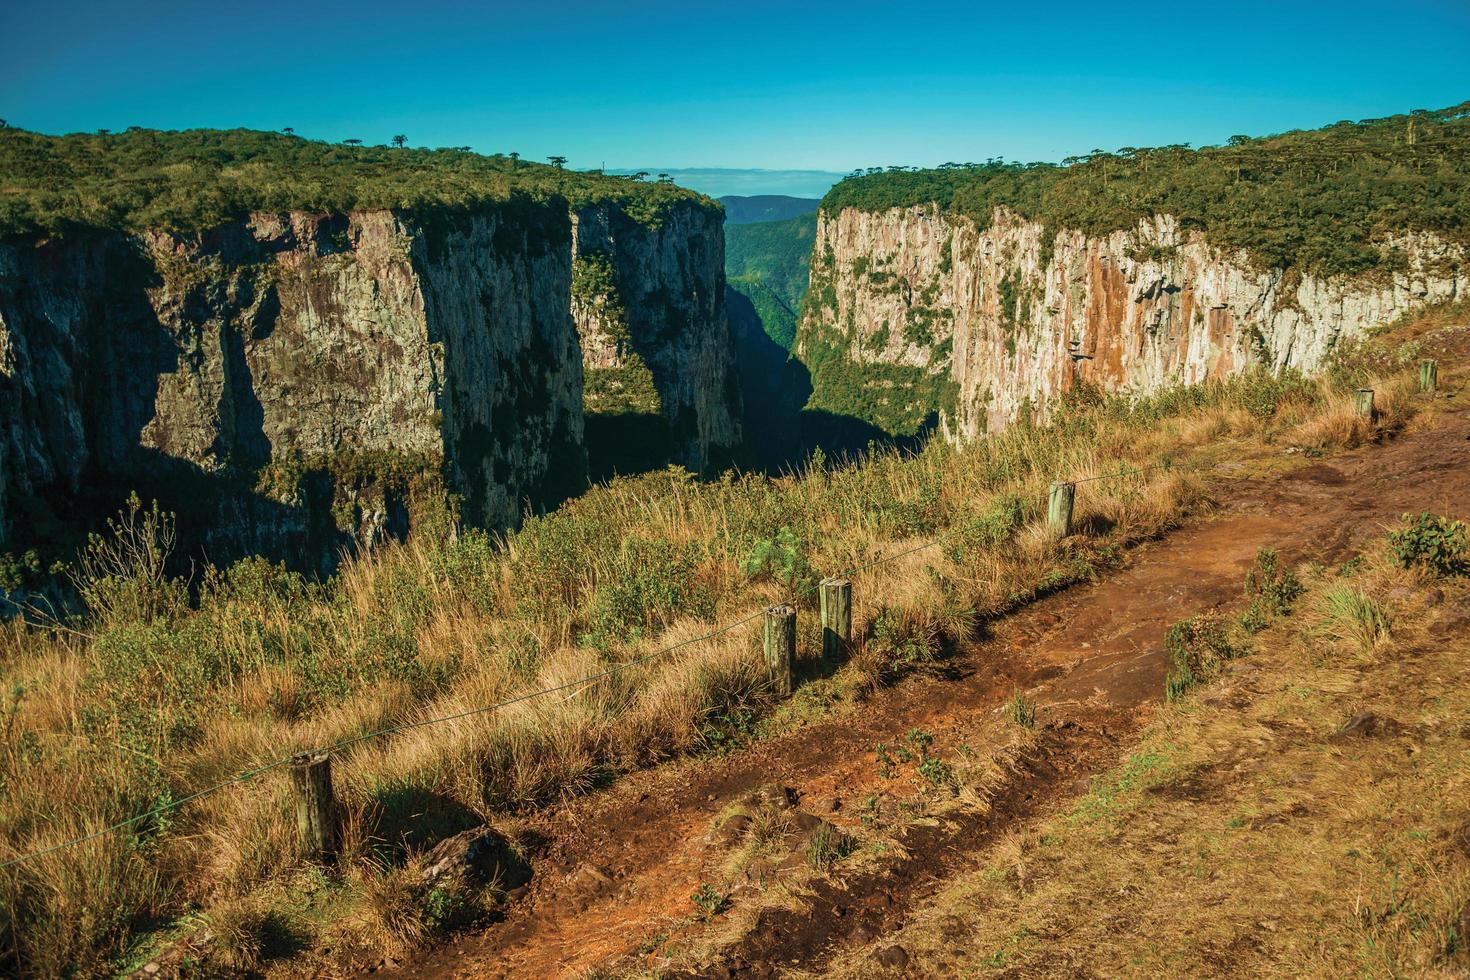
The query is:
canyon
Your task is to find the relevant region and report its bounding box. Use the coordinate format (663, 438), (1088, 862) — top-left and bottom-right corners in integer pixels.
(0, 196), (739, 563)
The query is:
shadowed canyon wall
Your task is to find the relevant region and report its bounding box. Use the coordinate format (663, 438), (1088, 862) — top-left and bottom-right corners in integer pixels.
(0, 204), (584, 563)
(571, 200), (740, 479)
(0, 195), (744, 562)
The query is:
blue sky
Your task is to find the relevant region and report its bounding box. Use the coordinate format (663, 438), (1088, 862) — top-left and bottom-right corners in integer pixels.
(4, 0), (1468, 195)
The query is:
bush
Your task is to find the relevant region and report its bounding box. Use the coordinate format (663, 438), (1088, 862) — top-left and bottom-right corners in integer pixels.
(1388, 512), (1468, 576)
(1240, 549), (1304, 633)
(585, 536), (710, 648)
(1164, 614), (1240, 701)
(70, 494), (188, 626)
(741, 526), (817, 601)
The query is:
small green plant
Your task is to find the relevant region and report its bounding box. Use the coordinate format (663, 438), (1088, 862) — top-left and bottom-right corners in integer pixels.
(1163, 613), (1240, 702)
(916, 754), (955, 791)
(1388, 512), (1468, 576)
(741, 525), (817, 599)
(1007, 690), (1037, 729)
(1240, 549), (1304, 632)
(1315, 586), (1391, 654)
(690, 882), (729, 919)
(904, 727), (935, 757)
(804, 823), (858, 871)
(422, 883), (476, 931)
(875, 729), (953, 790)
(874, 741), (899, 779)
(0, 550), (43, 593)
(697, 703), (758, 755)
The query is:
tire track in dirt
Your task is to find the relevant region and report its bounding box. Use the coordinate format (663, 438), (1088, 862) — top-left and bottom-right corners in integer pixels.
(406, 411), (1469, 979)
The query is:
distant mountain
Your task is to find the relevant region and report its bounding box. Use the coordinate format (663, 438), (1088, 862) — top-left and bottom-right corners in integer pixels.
(720, 195), (821, 225)
(607, 169), (843, 198)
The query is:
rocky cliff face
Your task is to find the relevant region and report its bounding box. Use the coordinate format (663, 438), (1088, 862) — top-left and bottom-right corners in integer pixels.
(802, 205), (1466, 440)
(571, 200), (740, 476)
(0, 203), (583, 561)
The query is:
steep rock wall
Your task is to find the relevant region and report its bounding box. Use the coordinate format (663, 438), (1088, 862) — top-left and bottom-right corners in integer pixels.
(801, 205), (1465, 440)
(0, 204), (583, 559)
(571, 200), (740, 475)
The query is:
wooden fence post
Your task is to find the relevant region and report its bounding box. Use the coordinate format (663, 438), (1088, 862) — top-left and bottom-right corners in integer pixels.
(1420, 359), (1438, 394)
(764, 604), (796, 697)
(1354, 388), (1376, 421)
(290, 751), (337, 861)
(1047, 481), (1075, 538)
(819, 578), (852, 661)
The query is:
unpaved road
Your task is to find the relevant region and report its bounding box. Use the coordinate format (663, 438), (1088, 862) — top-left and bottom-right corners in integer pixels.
(400, 406), (1469, 979)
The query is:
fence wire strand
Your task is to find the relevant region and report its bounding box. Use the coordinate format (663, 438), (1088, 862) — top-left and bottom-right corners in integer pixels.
(0, 456), (1191, 871)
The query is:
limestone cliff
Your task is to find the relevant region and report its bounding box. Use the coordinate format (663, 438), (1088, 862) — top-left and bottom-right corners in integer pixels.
(571, 200), (740, 477)
(0, 203), (583, 562)
(800, 205), (1466, 440)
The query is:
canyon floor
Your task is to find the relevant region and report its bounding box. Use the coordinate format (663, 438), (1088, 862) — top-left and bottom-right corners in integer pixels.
(387, 350), (1470, 977)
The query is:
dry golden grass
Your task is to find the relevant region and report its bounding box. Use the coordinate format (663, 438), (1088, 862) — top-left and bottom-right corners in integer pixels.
(0, 351), (1442, 975)
(1288, 371), (1417, 450)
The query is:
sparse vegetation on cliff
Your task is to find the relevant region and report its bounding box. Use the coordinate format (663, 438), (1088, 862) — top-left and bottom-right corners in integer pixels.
(0, 127), (715, 237)
(821, 102), (1470, 278)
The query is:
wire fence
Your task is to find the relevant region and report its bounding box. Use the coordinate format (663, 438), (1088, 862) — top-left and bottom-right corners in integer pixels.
(0, 455), (1195, 872)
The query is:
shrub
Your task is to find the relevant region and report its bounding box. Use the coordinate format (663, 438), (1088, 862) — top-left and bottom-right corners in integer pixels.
(1240, 549), (1304, 632)
(1164, 614), (1240, 701)
(70, 494), (188, 626)
(1388, 512), (1468, 576)
(855, 606), (942, 689)
(584, 536), (710, 648)
(740, 526), (817, 601)
(0, 550), (42, 593)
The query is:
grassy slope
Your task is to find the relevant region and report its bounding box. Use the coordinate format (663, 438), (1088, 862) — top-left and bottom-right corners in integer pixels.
(0, 320), (1431, 974)
(0, 127), (714, 237)
(826, 536), (1470, 977)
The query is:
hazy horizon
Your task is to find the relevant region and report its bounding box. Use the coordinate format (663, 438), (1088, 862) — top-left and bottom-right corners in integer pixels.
(605, 169), (839, 199)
